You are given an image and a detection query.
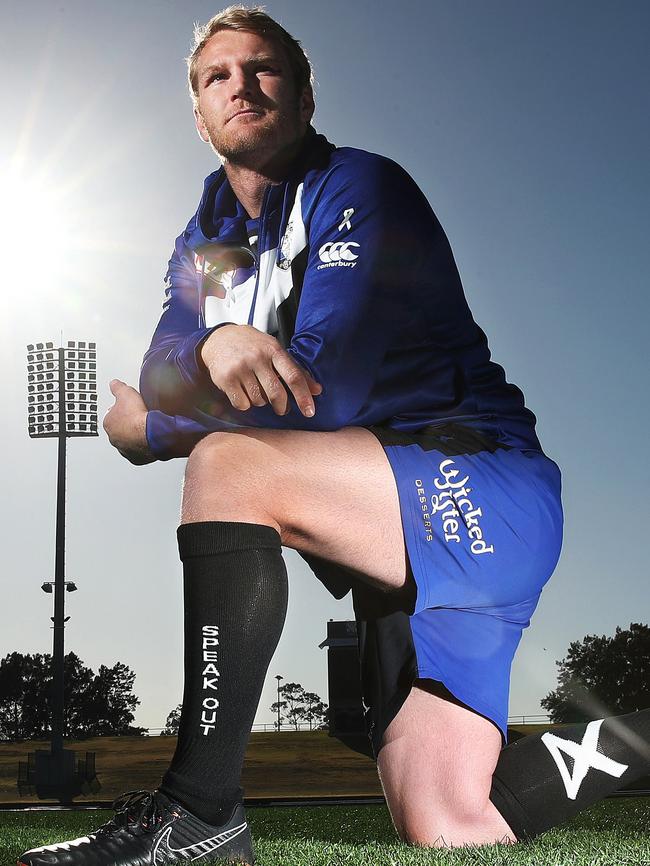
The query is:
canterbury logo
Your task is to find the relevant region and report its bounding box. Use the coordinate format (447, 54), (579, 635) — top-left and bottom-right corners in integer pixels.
(152, 821), (247, 863)
(541, 719), (628, 800)
(318, 241), (360, 263)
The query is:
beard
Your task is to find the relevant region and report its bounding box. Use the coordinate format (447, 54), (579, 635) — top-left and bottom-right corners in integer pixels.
(201, 102), (303, 164)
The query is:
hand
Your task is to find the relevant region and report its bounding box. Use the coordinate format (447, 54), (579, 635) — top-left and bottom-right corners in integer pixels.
(103, 380), (156, 465)
(201, 324), (322, 417)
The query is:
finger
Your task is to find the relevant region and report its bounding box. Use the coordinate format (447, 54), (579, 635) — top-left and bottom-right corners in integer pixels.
(225, 380), (252, 412)
(308, 378), (323, 396)
(255, 364), (290, 415)
(271, 354), (316, 417)
(299, 371), (322, 396)
(241, 375), (269, 408)
(302, 369), (322, 393)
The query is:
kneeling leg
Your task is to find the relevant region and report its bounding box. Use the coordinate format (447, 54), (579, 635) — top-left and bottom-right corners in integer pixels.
(377, 679), (516, 847)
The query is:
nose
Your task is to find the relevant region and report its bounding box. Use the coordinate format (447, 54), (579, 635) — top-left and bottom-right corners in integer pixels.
(230, 66), (257, 101)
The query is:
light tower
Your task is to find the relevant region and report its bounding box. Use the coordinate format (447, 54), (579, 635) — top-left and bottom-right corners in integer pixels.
(18, 340), (101, 800)
(275, 674), (284, 732)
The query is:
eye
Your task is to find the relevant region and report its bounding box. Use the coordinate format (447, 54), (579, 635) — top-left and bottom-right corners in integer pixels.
(207, 72), (227, 84)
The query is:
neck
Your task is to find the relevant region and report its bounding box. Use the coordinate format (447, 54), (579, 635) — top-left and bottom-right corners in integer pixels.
(222, 134), (307, 218)
(222, 164), (271, 219)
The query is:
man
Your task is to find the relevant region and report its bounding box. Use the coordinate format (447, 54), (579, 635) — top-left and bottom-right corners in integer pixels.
(19, 6), (650, 865)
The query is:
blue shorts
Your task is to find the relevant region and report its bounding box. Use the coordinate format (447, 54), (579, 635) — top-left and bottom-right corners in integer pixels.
(303, 422), (563, 755)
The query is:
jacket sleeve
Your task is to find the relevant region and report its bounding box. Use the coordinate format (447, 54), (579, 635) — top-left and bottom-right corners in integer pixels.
(142, 156), (435, 458)
(139, 231), (223, 416)
(139, 231), (244, 459)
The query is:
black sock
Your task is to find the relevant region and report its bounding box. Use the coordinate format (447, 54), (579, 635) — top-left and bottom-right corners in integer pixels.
(159, 521), (288, 825)
(490, 709), (650, 839)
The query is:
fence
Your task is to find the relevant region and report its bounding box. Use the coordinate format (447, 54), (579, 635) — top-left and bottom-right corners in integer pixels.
(140, 715), (551, 736)
(506, 713), (551, 725)
(141, 722), (325, 736)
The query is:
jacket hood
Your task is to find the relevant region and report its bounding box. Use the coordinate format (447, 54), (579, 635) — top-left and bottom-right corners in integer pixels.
(187, 126), (334, 252)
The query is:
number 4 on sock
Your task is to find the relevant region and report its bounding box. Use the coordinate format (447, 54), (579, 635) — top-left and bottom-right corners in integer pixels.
(541, 719), (628, 800)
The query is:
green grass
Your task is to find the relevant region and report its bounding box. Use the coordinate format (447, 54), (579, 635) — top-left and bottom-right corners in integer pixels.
(3, 799), (650, 866)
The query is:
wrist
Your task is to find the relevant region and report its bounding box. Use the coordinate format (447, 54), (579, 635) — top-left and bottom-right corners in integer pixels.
(199, 323), (237, 369)
(139, 410), (151, 453)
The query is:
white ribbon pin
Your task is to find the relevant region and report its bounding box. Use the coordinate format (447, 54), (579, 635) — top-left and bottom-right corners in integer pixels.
(338, 208), (354, 231)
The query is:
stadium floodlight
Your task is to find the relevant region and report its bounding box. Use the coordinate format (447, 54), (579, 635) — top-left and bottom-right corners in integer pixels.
(27, 340), (98, 439)
(26, 340), (98, 765)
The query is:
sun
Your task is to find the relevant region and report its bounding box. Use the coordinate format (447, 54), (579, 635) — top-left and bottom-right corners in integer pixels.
(0, 161), (77, 298)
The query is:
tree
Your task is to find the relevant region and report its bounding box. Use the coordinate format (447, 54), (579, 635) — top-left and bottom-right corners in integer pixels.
(62, 652), (95, 738)
(74, 662), (147, 737)
(161, 704), (182, 736)
(301, 691), (328, 731)
(541, 623), (650, 723)
(279, 682), (306, 730)
(269, 682), (328, 731)
(0, 651), (146, 740)
(0, 652), (52, 741)
(270, 699), (288, 730)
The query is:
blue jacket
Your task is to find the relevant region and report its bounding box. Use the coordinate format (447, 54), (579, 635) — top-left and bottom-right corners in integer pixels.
(140, 128), (542, 459)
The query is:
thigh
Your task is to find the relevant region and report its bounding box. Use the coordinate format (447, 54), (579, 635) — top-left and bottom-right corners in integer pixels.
(190, 427), (407, 590)
(377, 679), (514, 846)
(354, 595), (527, 752)
(233, 425), (411, 593)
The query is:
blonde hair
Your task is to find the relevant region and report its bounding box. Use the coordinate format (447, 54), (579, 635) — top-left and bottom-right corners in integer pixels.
(187, 5), (314, 108)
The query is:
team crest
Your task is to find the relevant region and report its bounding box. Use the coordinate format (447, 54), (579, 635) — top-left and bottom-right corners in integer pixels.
(277, 219), (294, 270)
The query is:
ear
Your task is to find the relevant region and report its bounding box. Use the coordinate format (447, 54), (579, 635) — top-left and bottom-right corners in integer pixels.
(194, 107), (211, 144)
(299, 84), (315, 125)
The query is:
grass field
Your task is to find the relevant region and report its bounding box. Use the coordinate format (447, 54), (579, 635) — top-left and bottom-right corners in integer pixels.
(3, 798), (650, 866)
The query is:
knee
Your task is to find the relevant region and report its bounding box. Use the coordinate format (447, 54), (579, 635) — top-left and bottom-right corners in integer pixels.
(186, 431), (238, 476)
(185, 433), (240, 491)
(394, 802), (482, 848)
(185, 431), (269, 485)
(395, 801), (518, 848)
(181, 431), (283, 526)
(386, 775), (514, 848)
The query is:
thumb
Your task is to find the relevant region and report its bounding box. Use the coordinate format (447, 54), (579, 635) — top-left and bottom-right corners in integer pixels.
(109, 379), (127, 397)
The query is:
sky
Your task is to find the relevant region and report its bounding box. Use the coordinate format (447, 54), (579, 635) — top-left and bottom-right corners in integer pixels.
(1, 0), (648, 736)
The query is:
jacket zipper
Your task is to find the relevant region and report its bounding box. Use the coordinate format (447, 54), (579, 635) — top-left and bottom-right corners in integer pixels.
(247, 184), (273, 327)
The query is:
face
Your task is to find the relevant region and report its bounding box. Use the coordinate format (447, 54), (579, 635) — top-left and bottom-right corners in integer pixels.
(193, 29), (314, 164)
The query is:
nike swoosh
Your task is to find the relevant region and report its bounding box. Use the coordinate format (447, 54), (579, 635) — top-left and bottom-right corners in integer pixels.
(153, 821), (248, 864)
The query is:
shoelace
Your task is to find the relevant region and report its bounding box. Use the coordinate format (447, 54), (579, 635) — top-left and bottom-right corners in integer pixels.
(96, 790), (178, 837)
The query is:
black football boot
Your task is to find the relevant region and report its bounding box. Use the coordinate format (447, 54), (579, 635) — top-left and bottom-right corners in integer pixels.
(17, 788), (254, 865)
